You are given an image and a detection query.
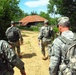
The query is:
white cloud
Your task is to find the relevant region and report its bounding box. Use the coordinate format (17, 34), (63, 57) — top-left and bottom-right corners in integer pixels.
(24, 0), (49, 7)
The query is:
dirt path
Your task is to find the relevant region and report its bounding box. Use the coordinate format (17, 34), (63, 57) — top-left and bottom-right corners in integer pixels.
(14, 30), (50, 75)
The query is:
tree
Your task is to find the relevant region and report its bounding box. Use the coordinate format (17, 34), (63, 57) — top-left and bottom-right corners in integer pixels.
(30, 11), (38, 15)
(17, 11), (29, 21)
(48, 0), (76, 30)
(0, 0), (24, 39)
(39, 11), (51, 25)
(50, 17), (58, 25)
(24, 12), (29, 17)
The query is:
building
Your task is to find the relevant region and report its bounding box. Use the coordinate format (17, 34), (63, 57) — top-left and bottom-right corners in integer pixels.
(19, 15), (47, 27)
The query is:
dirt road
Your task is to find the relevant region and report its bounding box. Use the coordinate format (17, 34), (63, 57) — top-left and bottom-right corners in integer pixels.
(14, 30), (50, 75)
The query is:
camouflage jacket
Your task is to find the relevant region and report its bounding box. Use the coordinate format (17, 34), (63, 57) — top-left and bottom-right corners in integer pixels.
(38, 25), (54, 42)
(49, 30), (74, 75)
(0, 40), (24, 75)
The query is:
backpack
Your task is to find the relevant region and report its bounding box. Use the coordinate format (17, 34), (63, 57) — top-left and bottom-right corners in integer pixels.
(43, 26), (53, 38)
(59, 35), (76, 75)
(7, 27), (19, 42)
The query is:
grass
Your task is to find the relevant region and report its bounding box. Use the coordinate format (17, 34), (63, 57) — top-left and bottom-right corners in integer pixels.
(17, 26), (40, 31)
(17, 25), (59, 39)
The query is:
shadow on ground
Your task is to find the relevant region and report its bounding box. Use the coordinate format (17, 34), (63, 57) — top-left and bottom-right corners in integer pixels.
(22, 34), (29, 37)
(21, 53), (37, 59)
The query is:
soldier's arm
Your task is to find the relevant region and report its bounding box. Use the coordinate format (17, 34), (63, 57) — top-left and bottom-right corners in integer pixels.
(49, 38), (61, 75)
(18, 28), (23, 44)
(38, 27), (43, 40)
(51, 30), (54, 40)
(38, 27), (43, 46)
(50, 27), (54, 40)
(5, 27), (11, 36)
(1, 40), (26, 75)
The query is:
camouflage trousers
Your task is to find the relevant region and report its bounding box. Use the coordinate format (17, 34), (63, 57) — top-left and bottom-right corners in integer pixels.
(0, 70), (14, 75)
(40, 40), (52, 57)
(9, 40), (21, 56)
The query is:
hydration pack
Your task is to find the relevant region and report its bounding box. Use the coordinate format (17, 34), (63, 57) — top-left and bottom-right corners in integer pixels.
(7, 27), (19, 42)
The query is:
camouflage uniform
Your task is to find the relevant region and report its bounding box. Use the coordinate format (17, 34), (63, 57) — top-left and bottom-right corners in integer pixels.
(49, 31), (74, 75)
(0, 40), (24, 75)
(38, 25), (54, 58)
(49, 16), (75, 75)
(6, 26), (23, 57)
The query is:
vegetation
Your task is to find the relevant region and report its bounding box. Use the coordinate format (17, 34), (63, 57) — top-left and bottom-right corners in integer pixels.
(30, 11), (38, 15)
(48, 0), (76, 31)
(0, 0), (76, 39)
(17, 25), (40, 32)
(17, 23), (59, 36)
(0, 0), (57, 40)
(39, 11), (51, 24)
(0, 0), (25, 39)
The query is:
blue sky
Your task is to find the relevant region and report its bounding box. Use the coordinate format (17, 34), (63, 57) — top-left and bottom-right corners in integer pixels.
(18, 0), (60, 18)
(19, 0), (49, 14)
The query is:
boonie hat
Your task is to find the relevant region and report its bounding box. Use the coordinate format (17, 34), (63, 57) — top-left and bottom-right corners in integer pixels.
(11, 21), (14, 24)
(57, 17), (70, 26)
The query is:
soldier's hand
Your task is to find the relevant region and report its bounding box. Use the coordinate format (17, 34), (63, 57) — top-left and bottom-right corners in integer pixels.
(20, 40), (23, 45)
(20, 70), (26, 75)
(38, 41), (40, 45)
(38, 40), (40, 45)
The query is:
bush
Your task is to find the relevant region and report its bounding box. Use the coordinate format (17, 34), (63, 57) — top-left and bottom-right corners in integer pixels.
(17, 25), (59, 37)
(17, 23), (42, 31)
(53, 27), (59, 33)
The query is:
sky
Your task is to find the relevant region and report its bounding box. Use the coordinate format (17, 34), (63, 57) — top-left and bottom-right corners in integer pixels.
(18, 0), (60, 18)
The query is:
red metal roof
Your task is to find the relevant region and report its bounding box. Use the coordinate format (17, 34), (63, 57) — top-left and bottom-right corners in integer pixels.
(19, 15), (47, 26)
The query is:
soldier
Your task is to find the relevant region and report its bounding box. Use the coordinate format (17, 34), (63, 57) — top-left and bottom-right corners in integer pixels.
(0, 40), (26, 75)
(38, 20), (54, 60)
(49, 17), (74, 75)
(5, 21), (23, 58)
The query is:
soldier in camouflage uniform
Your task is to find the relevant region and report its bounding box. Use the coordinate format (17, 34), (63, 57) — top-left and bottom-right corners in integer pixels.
(38, 20), (54, 60)
(0, 40), (26, 75)
(49, 17), (74, 75)
(5, 21), (23, 58)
